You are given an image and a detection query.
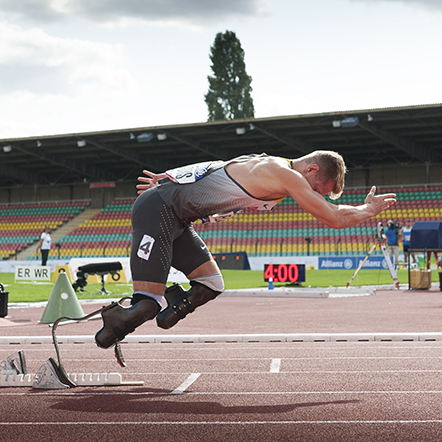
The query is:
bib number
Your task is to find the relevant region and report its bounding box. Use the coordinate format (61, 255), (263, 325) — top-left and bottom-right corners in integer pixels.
(137, 234), (155, 261)
(166, 161), (212, 184)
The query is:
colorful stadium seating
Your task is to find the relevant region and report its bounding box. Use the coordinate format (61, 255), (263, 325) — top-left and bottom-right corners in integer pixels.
(194, 185), (442, 257)
(1, 185), (441, 260)
(0, 202), (89, 260)
(54, 200), (132, 259)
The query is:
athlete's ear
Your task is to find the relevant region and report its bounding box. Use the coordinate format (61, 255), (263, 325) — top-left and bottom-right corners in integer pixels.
(304, 164), (319, 174)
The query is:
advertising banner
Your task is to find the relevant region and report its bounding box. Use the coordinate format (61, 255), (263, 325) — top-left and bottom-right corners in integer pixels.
(319, 256), (389, 270)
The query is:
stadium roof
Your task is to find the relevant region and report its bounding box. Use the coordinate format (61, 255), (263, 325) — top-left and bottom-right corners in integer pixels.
(1, 103), (441, 188)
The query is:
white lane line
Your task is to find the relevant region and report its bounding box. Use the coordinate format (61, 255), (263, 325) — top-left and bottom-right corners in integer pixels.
(132, 370), (442, 375)
(171, 373), (201, 394)
(4, 390), (442, 396)
(59, 356), (442, 362)
(3, 332), (442, 345)
(270, 358), (281, 373)
(2, 420), (442, 425)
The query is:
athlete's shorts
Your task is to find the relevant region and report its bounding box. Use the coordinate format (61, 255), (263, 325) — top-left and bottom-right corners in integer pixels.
(130, 188), (212, 284)
(403, 244), (410, 253)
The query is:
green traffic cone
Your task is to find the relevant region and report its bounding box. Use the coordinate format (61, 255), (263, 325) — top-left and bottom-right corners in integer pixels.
(40, 272), (85, 323)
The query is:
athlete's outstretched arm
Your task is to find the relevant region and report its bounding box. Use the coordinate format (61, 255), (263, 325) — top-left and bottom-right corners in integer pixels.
(277, 168), (396, 229)
(136, 170), (167, 194)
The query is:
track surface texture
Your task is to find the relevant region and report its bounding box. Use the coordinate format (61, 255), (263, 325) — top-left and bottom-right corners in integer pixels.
(1, 284), (442, 442)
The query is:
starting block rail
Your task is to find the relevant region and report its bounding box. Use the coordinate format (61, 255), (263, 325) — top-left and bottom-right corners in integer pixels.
(0, 351), (143, 389)
(0, 371), (143, 389)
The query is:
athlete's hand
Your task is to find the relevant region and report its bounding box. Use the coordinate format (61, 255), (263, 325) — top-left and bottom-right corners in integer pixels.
(364, 186), (396, 215)
(136, 170), (167, 194)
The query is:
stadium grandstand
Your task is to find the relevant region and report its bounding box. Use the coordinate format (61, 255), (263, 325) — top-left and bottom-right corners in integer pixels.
(0, 103), (441, 266)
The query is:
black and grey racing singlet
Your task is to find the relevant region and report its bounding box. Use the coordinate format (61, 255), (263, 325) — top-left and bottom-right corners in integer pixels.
(156, 153), (289, 224)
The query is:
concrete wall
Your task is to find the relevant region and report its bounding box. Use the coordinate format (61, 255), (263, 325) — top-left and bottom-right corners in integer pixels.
(0, 180), (138, 207)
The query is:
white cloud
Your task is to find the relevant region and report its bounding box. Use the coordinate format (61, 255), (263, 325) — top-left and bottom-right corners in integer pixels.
(0, 21), (139, 137)
(350, 0), (442, 11)
(0, 21), (135, 95)
(0, 0), (269, 26)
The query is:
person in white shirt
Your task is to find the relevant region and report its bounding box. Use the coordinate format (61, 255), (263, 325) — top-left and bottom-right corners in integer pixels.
(402, 219), (417, 266)
(39, 225), (51, 266)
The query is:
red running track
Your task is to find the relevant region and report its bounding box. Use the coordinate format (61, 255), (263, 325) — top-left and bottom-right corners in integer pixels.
(1, 286), (442, 441)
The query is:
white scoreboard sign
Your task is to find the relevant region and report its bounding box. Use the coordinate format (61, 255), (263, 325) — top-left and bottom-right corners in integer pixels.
(15, 266), (51, 282)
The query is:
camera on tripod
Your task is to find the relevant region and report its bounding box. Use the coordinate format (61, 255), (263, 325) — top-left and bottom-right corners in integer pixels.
(72, 261), (123, 294)
(376, 222), (386, 242)
(387, 221), (401, 230)
(348, 221), (400, 289)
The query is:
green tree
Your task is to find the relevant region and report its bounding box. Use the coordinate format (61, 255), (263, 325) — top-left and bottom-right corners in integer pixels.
(205, 31), (255, 121)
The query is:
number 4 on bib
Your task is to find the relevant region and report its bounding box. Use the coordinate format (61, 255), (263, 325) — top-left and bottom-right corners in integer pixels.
(137, 235), (155, 261)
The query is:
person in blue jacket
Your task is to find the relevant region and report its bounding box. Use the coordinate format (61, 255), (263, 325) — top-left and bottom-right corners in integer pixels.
(385, 220), (401, 270)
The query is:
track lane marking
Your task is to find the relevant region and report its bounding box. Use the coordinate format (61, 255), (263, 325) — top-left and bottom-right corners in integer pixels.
(171, 373), (201, 394)
(2, 420), (442, 425)
(3, 332), (442, 345)
(4, 390), (442, 396)
(270, 359), (281, 373)
(56, 356), (442, 362)
(129, 370), (442, 375)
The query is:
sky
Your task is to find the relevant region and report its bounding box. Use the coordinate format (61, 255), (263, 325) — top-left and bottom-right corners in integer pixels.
(0, 0), (441, 139)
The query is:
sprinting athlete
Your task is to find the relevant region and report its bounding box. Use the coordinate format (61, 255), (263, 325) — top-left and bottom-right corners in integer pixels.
(95, 151), (396, 349)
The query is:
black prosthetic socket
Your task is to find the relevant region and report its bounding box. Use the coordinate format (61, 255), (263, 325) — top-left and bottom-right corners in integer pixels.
(156, 281), (221, 330)
(95, 297), (161, 349)
(131, 293), (154, 305)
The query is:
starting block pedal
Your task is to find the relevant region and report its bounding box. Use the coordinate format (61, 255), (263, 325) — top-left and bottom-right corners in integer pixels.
(33, 358), (75, 389)
(0, 350), (27, 376)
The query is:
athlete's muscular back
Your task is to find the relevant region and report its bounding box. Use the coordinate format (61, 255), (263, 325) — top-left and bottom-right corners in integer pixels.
(226, 156), (293, 200)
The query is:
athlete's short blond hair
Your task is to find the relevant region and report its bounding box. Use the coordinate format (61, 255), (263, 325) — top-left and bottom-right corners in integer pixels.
(302, 150), (347, 200)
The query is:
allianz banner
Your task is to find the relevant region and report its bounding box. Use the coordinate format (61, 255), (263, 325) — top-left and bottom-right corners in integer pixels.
(319, 256), (389, 270)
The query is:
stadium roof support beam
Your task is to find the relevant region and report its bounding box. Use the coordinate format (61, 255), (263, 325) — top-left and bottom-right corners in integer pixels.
(8, 144), (108, 184)
(0, 163), (35, 184)
(163, 131), (228, 160)
(253, 124), (315, 155)
(358, 120), (437, 163)
(85, 138), (144, 167)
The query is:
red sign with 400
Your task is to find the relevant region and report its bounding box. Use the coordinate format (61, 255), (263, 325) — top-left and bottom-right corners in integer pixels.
(264, 263), (306, 283)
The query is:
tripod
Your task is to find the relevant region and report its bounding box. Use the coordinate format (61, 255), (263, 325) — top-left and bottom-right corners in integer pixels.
(347, 241), (399, 289)
(89, 272), (112, 295)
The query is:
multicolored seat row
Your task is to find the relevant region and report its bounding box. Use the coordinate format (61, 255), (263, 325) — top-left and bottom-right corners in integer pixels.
(194, 185), (442, 256)
(47, 200), (133, 259)
(50, 185), (442, 259)
(0, 202), (89, 260)
(2, 185), (441, 260)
